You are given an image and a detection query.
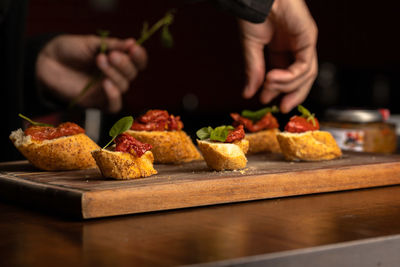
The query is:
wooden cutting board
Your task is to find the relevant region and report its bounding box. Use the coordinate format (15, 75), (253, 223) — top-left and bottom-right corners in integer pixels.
(1, 152), (400, 219)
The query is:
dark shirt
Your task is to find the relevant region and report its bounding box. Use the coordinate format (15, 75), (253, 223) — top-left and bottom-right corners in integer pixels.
(0, 0), (56, 161)
(1, 0), (28, 161)
(216, 0), (274, 23)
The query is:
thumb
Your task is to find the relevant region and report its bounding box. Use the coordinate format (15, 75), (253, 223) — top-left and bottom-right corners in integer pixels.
(242, 39), (266, 99)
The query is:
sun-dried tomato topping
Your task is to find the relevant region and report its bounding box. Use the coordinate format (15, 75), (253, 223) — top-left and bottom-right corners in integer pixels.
(24, 122), (85, 141)
(285, 116), (320, 133)
(139, 109), (169, 123)
(225, 125), (245, 143)
(231, 112), (279, 133)
(115, 133), (152, 157)
(131, 110), (183, 131)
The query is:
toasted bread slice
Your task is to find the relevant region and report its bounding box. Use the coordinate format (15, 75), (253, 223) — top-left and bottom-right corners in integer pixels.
(197, 139), (249, 171)
(126, 130), (202, 164)
(9, 129), (99, 170)
(245, 128), (281, 154)
(277, 130), (342, 161)
(91, 149), (157, 179)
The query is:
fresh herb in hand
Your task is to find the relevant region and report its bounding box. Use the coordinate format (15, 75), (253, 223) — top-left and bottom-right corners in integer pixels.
(196, 125), (234, 142)
(18, 114), (54, 127)
(69, 30), (110, 108)
(298, 105), (316, 126)
(241, 105), (279, 122)
(103, 116), (134, 149)
(71, 10), (175, 109)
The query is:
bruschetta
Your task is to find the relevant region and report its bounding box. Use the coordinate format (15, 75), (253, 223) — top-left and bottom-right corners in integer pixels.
(231, 106), (281, 154)
(126, 110), (202, 164)
(91, 133), (157, 179)
(196, 125), (249, 171)
(277, 105), (342, 161)
(9, 122), (99, 170)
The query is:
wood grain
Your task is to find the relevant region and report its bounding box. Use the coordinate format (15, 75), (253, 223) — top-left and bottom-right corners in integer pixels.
(1, 152), (400, 219)
(2, 185), (400, 266)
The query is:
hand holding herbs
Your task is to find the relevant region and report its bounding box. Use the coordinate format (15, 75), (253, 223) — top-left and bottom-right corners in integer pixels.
(36, 34), (147, 113)
(70, 10), (175, 110)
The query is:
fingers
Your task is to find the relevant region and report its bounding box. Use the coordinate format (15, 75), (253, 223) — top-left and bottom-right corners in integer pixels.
(280, 76), (315, 113)
(105, 37), (148, 70)
(103, 79), (122, 113)
(242, 39), (267, 99)
(96, 37), (147, 113)
(103, 37), (135, 51)
(97, 53), (130, 93)
(260, 52), (318, 113)
(129, 44), (148, 71)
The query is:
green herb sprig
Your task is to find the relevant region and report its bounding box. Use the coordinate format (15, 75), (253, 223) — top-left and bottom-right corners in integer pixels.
(103, 116), (134, 149)
(70, 10), (175, 108)
(298, 105), (316, 126)
(18, 114), (54, 127)
(241, 105), (279, 122)
(69, 30), (109, 109)
(137, 10), (175, 46)
(196, 125), (234, 142)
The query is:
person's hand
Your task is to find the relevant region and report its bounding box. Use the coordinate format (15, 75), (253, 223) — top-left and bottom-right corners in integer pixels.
(239, 0), (318, 113)
(36, 34), (147, 113)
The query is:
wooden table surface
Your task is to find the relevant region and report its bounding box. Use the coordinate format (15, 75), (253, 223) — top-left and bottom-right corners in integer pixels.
(1, 184), (400, 266)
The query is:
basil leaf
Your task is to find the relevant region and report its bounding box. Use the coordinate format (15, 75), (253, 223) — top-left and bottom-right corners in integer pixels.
(210, 126), (234, 142)
(18, 113), (54, 127)
(103, 116), (134, 149)
(241, 105), (279, 122)
(298, 104), (311, 117)
(161, 25), (173, 48)
(196, 126), (213, 140)
(297, 105), (316, 126)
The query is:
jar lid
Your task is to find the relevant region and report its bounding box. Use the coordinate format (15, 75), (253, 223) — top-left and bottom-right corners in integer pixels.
(323, 108), (383, 123)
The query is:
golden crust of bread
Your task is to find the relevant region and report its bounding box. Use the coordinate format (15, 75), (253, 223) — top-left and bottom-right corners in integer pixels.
(9, 129), (99, 171)
(91, 149), (157, 179)
(277, 130), (342, 161)
(245, 129), (281, 154)
(197, 139), (249, 171)
(126, 130), (202, 164)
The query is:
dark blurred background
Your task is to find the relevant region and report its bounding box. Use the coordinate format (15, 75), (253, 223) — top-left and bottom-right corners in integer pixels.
(25, 0), (400, 143)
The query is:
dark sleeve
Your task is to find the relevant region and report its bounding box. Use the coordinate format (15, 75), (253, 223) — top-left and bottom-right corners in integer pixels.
(0, 0), (62, 161)
(214, 0), (274, 23)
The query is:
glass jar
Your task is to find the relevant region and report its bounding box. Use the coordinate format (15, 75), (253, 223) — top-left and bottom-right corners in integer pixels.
(320, 108), (397, 153)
